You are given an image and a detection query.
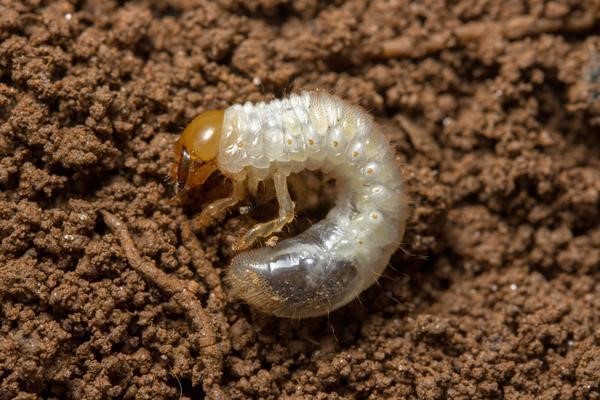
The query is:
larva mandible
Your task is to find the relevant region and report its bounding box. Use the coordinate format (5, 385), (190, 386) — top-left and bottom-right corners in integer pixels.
(173, 91), (408, 318)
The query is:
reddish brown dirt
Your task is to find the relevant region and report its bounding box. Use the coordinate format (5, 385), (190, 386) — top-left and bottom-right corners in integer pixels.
(1, 1), (599, 399)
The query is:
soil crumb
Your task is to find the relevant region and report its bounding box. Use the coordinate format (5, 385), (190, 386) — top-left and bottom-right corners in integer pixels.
(1, 1), (598, 399)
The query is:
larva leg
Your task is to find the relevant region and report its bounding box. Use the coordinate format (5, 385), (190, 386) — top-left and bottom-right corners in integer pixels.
(192, 179), (246, 230)
(233, 171), (295, 251)
(247, 175), (260, 198)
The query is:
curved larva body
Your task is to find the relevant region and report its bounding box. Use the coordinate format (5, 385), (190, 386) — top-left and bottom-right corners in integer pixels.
(220, 92), (407, 318)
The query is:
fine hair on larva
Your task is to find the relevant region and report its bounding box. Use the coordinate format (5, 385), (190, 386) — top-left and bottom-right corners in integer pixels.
(173, 91), (408, 318)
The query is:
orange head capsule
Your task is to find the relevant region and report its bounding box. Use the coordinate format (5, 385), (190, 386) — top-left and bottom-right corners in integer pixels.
(173, 110), (225, 195)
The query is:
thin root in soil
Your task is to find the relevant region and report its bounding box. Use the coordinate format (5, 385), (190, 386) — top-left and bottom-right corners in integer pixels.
(100, 210), (225, 398)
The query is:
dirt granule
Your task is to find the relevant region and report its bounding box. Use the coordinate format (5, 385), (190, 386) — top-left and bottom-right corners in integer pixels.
(0, 0), (599, 399)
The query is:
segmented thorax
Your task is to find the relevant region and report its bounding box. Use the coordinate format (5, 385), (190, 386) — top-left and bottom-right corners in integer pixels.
(219, 92), (382, 177)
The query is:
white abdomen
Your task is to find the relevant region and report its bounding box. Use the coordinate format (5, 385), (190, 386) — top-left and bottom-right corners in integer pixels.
(221, 92), (407, 318)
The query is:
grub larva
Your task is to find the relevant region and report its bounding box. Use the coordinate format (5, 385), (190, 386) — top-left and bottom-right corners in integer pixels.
(174, 91), (408, 318)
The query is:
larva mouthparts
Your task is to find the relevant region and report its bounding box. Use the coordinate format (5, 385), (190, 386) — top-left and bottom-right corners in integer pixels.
(173, 91), (408, 318)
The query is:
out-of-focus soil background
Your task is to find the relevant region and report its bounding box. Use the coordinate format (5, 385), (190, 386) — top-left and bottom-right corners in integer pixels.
(1, 0), (599, 399)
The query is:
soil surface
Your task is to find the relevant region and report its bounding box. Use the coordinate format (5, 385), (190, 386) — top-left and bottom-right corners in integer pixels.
(1, 1), (599, 399)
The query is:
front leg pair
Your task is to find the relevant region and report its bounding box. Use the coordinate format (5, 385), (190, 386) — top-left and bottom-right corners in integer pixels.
(232, 172), (295, 251)
(192, 172), (295, 251)
(191, 179), (246, 231)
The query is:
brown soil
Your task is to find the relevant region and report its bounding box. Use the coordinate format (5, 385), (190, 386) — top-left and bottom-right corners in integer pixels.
(1, 1), (599, 399)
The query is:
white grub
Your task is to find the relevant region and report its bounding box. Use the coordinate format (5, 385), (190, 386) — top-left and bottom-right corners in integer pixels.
(220, 92), (408, 318)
